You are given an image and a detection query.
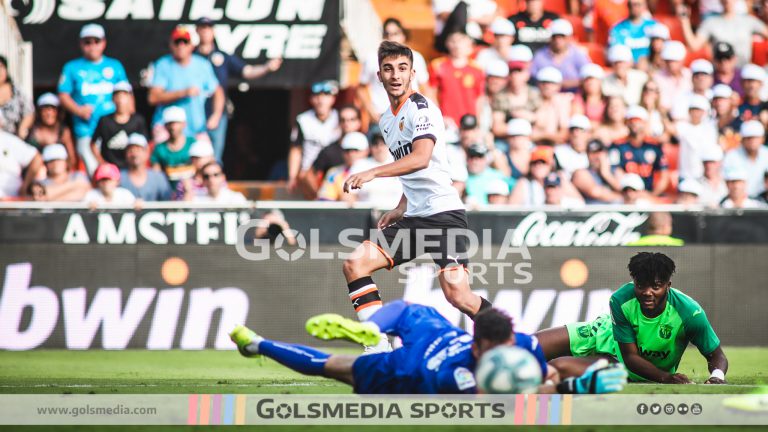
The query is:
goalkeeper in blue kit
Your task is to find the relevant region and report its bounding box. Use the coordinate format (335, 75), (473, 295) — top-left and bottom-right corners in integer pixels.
(230, 301), (627, 394)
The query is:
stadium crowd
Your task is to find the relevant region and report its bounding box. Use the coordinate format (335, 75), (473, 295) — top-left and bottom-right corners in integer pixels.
(2, 0), (768, 208)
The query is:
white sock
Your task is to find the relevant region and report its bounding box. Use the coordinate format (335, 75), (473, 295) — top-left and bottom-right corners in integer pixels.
(243, 337), (263, 355)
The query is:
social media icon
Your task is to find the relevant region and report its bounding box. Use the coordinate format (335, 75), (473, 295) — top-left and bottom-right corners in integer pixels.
(678, 403), (689, 415)
(664, 403), (675, 415)
(691, 403), (702, 415)
(650, 403), (662, 415)
(637, 403), (648, 415)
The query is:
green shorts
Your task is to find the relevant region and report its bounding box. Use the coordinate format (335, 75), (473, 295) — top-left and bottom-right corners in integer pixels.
(565, 314), (620, 360)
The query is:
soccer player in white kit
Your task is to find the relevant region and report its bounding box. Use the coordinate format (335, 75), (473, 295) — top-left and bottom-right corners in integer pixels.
(342, 41), (492, 351)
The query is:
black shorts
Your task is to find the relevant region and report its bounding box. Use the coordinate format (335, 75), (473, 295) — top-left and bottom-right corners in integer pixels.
(368, 209), (470, 269)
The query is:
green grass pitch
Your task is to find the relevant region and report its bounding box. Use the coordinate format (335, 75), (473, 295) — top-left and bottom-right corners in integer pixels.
(0, 347), (765, 432)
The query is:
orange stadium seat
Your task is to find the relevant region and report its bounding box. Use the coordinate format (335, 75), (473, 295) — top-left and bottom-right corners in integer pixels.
(653, 15), (684, 42)
(684, 45), (711, 66)
(563, 15), (588, 42)
(497, 0), (522, 16)
(543, 0), (568, 15)
(580, 42), (607, 67)
(752, 37), (768, 66)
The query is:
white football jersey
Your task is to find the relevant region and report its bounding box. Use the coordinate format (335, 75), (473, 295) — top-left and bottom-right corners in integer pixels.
(378, 93), (464, 217)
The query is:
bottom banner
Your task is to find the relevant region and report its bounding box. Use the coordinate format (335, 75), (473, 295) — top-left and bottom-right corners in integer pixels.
(0, 394), (766, 425)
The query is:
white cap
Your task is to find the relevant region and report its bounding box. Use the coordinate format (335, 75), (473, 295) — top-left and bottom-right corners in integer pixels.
(536, 66), (563, 84)
(80, 23), (105, 39)
(620, 173), (645, 191)
(42, 144), (68, 162)
(486, 178), (510, 196)
(485, 59), (509, 78)
(661, 41), (687, 62)
(189, 140), (214, 157)
(607, 45), (633, 64)
(678, 179), (702, 196)
(724, 166), (748, 181)
(741, 63), (766, 81)
(688, 94), (710, 111)
(490, 18), (515, 36)
(113, 81), (133, 93)
(625, 105), (649, 121)
(341, 131), (369, 151)
(508, 45), (533, 63)
(647, 23), (670, 40)
(712, 84), (733, 99)
(36, 92), (59, 107)
(580, 63), (605, 80)
(162, 106), (187, 124)
(549, 19), (573, 36)
(700, 145), (724, 162)
(568, 114), (591, 130)
(126, 133), (148, 148)
(740, 120), (765, 138)
(506, 118), (532, 136)
(690, 59), (713, 75)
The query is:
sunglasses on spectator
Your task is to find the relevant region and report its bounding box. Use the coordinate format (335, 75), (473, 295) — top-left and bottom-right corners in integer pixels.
(203, 171), (222, 180)
(311, 82), (337, 95)
(173, 39), (191, 46)
(81, 38), (102, 45)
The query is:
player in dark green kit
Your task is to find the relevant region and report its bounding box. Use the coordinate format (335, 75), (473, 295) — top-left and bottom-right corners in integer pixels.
(535, 252), (729, 384)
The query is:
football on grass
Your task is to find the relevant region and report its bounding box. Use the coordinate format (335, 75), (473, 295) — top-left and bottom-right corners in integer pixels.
(475, 346), (542, 394)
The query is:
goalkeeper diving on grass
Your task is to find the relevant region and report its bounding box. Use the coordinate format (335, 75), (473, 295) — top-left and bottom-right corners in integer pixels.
(230, 301), (627, 394)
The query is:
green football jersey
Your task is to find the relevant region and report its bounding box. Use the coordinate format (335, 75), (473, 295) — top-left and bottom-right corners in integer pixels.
(609, 282), (721, 381)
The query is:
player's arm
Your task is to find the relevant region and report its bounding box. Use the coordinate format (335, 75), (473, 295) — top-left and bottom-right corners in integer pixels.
(685, 308), (728, 384)
(617, 342), (691, 383)
(343, 138), (433, 192)
(540, 360), (627, 394)
(377, 194), (407, 229)
(703, 346), (728, 384)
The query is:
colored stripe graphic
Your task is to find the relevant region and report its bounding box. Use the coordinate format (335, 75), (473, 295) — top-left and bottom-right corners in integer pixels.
(211, 394), (222, 425)
(199, 394), (210, 425)
(514, 394), (525, 424)
(561, 394), (573, 425)
(538, 394), (549, 424)
(235, 395), (247, 425)
(526, 394), (537, 425)
(187, 394), (198, 425)
(549, 394), (561, 425)
(223, 394), (235, 425)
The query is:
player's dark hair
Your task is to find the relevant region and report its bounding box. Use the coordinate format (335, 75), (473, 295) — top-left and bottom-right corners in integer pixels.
(383, 17), (410, 40)
(378, 41), (413, 68)
(473, 309), (513, 345)
(0, 55), (12, 86)
(628, 252), (676, 287)
(338, 103), (361, 119)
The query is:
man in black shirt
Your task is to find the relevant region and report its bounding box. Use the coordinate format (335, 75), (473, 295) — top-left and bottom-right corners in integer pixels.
(91, 81), (148, 169)
(509, 0), (560, 53)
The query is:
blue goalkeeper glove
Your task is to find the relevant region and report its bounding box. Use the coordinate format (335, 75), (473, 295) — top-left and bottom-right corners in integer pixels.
(556, 359), (628, 394)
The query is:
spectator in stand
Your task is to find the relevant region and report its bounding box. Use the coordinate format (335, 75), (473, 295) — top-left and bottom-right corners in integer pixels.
(676, 178), (703, 206)
(720, 167), (765, 208)
(554, 115), (591, 178)
(288, 80), (340, 194)
(179, 140), (216, 201)
(531, 67), (572, 144)
(432, 0), (497, 51)
(602, 44), (648, 106)
(509, 0), (561, 53)
(58, 24), (128, 175)
(120, 133), (172, 201)
(505, 118), (534, 180)
(619, 172), (651, 205)
(192, 161), (247, 204)
(723, 120), (768, 196)
(303, 104), (362, 198)
(450, 113), (506, 174)
(317, 132), (369, 203)
(91, 82), (148, 170)
(151, 107), (195, 190)
(509, 146), (555, 206)
(572, 64), (607, 126)
(484, 60), (511, 138)
(507, 45), (539, 123)
(0, 55), (33, 139)
(83, 163), (135, 207)
(673, 95), (719, 182)
(543, 171), (584, 207)
(653, 41), (692, 111)
(428, 29), (485, 129)
(756, 171), (768, 204)
(638, 80), (671, 143)
(195, 17), (282, 163)
(26, 93), (77, 170)
(670, 60), (715, 122)
(352, 132), (403, 209)
(39, 144), (90, 201)
(644, 23), (670, 74)
(610, 105), (669, 195)
(572, 139), (622, 204)
(698, 146), (728, 207)
(593, 0), (629, 46)
(27, 182), (46, 201)
(0, 129), (41, 199)
(465, 144), (512, 206)
(594, 95), (629, 144)
(712, 42), (743, 96)
(608, 0), (658, 65)
(626, 212), (684, 246)
(148, 26), (223, 145)
(530, 19), (590, 93)
(358, 18), (429, 124)
(486, 178), (511, 204)
(734, 64), (768, 129)
(475, 18), (517, 71)
(680, 0), (768, 67)
(711, 85), (740, 151)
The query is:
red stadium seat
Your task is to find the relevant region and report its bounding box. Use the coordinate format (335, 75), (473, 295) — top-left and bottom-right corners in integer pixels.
(580, 42), (607, 67)
(752, 37), (768, 66)
(543, 0), (568, 15)
(563, 15), (587, 42)
(653, 15), (684, 42)
(497, 0), (522, 16)
(684, 45), (711, 66)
